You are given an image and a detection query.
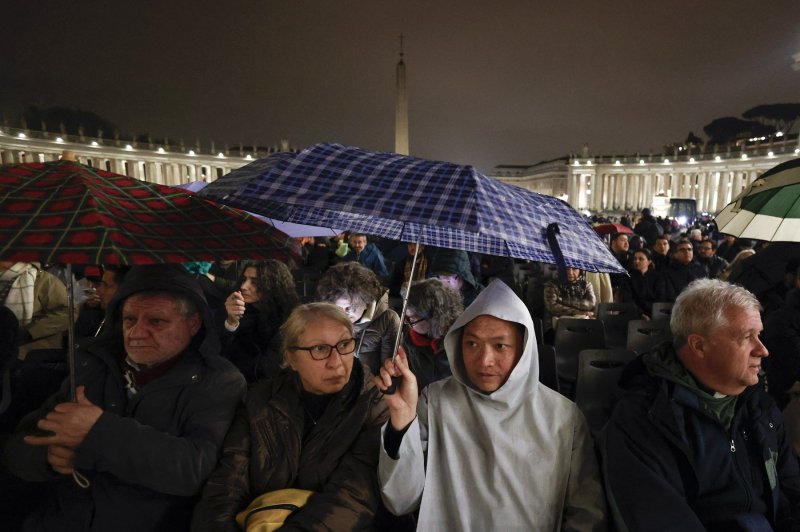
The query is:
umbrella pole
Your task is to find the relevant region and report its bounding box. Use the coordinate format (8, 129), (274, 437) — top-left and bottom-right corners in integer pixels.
(66, 264), (77, 402)
(384, 234), (422, 395)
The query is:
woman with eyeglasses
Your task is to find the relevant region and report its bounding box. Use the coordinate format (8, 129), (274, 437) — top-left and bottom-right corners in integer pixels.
(402, 278), (464, 392)
(193, 302), (390, 530)
(316, 262), (400, 375)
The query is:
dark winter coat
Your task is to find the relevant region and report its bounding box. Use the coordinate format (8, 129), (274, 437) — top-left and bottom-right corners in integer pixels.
(603, 346), (800, 532)
(617, 268), (658, 317)
(763, 289), (800, 409)
(343, 243), (389, 278)
(192, 361), (389, 531)
(634, 214), (662, 247)
(402, 329), (451, 392)
(219, 304), (284, 383)
(655, 260), (708, 302)
(4, 265), (247, 532)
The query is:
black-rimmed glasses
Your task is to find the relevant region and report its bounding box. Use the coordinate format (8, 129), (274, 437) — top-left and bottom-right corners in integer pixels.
(289, 338), (357, 360)
(404, 315), (427, 327)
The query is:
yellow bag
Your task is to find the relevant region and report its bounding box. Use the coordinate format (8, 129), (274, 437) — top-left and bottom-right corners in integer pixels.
(235, 488), (314, 532)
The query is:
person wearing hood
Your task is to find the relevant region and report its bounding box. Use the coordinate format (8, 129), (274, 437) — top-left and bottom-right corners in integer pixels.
(4, 264), (247, 532)
(429, 248), (483, 307)
(375, 279), (606, 531)
(634, 208), (663, 247)
(316, 262), (400, 375)
(603, 278), (800, 531)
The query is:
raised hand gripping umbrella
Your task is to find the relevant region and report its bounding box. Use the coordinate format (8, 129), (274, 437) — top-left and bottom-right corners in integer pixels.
(199, 143), (625, 391)
(715, 158), (800, 242)
(0, 160), (301, 401)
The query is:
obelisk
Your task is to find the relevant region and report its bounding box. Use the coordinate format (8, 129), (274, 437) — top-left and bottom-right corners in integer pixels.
(395, 34), (409, 155)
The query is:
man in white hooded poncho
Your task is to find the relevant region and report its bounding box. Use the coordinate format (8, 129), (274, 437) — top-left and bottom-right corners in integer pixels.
(376, 279), (606, 531)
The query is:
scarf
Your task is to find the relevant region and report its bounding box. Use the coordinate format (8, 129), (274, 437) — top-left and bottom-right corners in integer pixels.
(409, 328), (440, 353)
(0, 263), (37, 325)
(404, 255), (428, 284)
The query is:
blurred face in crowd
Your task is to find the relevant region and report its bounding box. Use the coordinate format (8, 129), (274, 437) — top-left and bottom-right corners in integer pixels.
(333, 296), (368, 323)
(407, 243), (425, 256)
(240, 267), (261, 304)
(674, 243), (694, 265)
(404, 306), (431, 336)
(97, 270), (120, 309)
(698, 241), (715, 260)
(349, 235), (367, 254)
(565, 267), (581, 283)
(611, 234), (629, 254)
(122, 293), (200, 367)
(462, 315), (524, 393)
(287, 316), (354, 395)
(653, 238), (670, 256)
(436, 273), (464, 291)
(632, 251), (652, 274)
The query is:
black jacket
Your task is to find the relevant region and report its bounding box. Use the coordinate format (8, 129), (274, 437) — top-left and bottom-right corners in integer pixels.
(4, 265), (247, 532)
(603, 347), (800, 531)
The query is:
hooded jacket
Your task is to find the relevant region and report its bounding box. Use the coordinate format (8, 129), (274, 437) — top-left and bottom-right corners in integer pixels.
(353, 290), (401, 375)
(5, 265), (246, 532)
(379, 280), (606, 531)
(429, 249), (483, 307)
(343, 242), (389, 278)
(602, 344), (800, 531)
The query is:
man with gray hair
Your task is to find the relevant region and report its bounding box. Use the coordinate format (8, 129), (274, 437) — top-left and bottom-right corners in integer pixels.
(603, 278), (800, 531)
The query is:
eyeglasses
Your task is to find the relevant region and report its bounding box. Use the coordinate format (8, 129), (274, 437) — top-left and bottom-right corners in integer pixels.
(404, 315), (427, 327)
(289, 338), (357, 360)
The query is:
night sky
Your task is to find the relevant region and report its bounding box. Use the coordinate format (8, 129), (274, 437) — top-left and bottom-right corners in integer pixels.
(2, 0), (798, 171)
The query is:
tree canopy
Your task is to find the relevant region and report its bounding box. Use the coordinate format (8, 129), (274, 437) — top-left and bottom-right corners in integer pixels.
(742, 103), (800, 135)
(702, 117), (776, 145)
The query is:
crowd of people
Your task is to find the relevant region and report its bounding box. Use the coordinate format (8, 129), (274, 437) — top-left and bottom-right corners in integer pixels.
(1, 221), (800, 531)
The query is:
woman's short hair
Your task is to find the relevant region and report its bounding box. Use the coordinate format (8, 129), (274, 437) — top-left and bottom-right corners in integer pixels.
(280, 302), (354, 365)
(671, 278), (761, 349)
(407, 278), (464, 339)
(316, 262), (383, 307)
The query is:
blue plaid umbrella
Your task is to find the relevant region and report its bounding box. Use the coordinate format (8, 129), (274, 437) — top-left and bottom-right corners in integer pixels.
(199, 143), (624, 274)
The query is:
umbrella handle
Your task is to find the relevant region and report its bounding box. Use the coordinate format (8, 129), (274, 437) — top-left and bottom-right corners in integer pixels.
(381, 376), (402, 395)
(546, 223), (568, 284)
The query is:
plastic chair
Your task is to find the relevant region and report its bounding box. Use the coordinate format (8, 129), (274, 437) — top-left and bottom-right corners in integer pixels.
(575, 349), (637, 434)
(626, 319), (671, 354)
(596, 302), (641, 348)
(651, 302), (674, 322)
(554, 318), (606, 398)
(531, 317), (544, 346)
(537, 344), (559, 392)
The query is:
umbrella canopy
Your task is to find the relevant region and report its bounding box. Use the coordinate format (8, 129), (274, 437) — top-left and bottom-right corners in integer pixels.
(715, 158), (800, 242)
(0, 160), (301, 264)
(593, 223), (633, 236)
(174, 180), (340, 238)
(199, 143), (625, 274)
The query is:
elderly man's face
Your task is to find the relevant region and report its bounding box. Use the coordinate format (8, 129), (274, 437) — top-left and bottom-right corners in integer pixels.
(692, 306), (768, 395)
(349, 235), (367, 254)
(462, 315), (524, 393)
(122, 293), (201, 367)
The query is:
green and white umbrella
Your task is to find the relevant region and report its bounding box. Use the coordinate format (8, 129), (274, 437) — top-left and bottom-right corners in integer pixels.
(715, 158), (800, 242)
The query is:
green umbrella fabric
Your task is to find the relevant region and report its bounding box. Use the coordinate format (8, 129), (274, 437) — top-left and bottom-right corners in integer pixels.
(715, 158), (800, 242)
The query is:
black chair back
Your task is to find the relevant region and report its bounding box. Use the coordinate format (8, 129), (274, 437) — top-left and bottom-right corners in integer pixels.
(575, 348), (637, 435)
(596, 302), (641, 348)
(626, 319), (671, 354)
(554, 318), (606, 398)
(651, 301), (674, 322)
(537, 343), (559, 392)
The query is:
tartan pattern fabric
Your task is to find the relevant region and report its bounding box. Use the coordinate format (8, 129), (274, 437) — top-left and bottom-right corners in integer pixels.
(0, 161), (300, 265)
(201, 143), (625, 274)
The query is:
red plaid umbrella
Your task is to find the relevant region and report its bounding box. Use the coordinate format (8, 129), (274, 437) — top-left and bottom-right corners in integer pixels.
(0, 160), (301, 264)
(0, 160), (300, 405)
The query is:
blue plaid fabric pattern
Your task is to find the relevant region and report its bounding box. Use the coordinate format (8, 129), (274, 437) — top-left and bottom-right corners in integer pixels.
(200, 143), (625, 274)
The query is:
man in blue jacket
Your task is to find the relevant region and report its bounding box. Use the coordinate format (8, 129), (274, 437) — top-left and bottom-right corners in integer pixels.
(4, 264), (246, 531)
(603, 278), (800, 531)
(341, 233), (389, 278)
